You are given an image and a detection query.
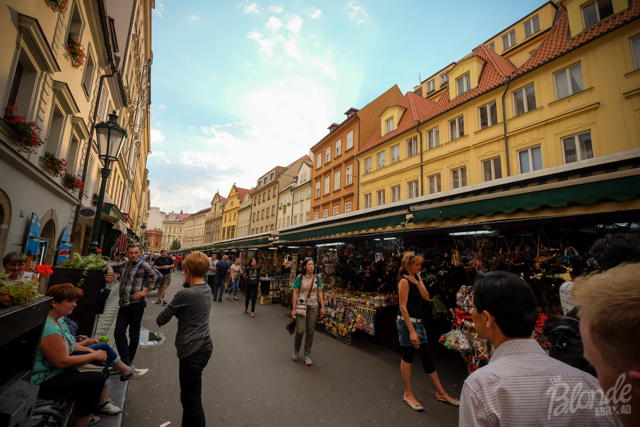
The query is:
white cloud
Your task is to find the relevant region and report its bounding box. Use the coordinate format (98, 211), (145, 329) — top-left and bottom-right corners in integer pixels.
(237, 2), (260, 14)
(322, 65), (337, 80)
(286, 15), (303, 32)
(284, 38), (300, 59)
(156, 104), (166, 110)
(154, 0), (164, 18)
(248, 29), (274, 56)
(156, 123), (162, 127)
(347, 1), (368, 25)
(152, 151), (171, 165)
(266, 16), (282, 31)
(307, 7), (322, 19)
(268, 5), (283, 13)
(186, 14), (200, 21)
(150, 129), (165, 144)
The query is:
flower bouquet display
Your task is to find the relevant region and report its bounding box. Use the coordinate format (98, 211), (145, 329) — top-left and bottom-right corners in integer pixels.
(3, 106), (46, 154)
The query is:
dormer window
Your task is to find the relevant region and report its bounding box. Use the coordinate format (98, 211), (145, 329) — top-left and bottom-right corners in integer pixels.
(385, 117), (394, 134)
(440, 73), (449, 85)
(426, 80), (435, 93)
(457, 73), (471, 96)
(487, 42), (495, 51)
(524, 15), (540, 38)
(502, 29), (516, 50)
(583, 0), (614, 28)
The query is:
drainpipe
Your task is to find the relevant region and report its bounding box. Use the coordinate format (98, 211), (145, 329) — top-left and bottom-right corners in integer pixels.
(501, 77), (512, 176)
(417, 122), (424, 196)
(355, 118), (361, 210)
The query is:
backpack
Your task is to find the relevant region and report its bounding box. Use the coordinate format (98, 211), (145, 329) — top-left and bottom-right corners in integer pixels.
(548, 307), (596, 377)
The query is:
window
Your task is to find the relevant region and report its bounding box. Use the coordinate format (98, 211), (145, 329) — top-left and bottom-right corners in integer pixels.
(346, 130), (354, 150)
(271, 206), (275, 216)
(345, 202), (352, 213)
(97, 85), (108, 121)
(391, 144), (400, 164)
(323, 209), (328, 218)
(293, 215), (297, 225)
(427, 126), (440, 149)
(336, 139), (341, 157)
(271, 224), (274, 231)
(518, 146), (543, 173)
(295, 194), (299, 203)
(261, 210), (265, 220)
(440, 73), (449, 85)
(479, 101), (498, 129)
(582, 0), (613, 29)
(502, 29), (516, 50)
(513, 84), (536, 116)
(270, 172), (274, 180)
(267, 192), (271, 200)
(346, 165), (353, 185)
(315, 182), (320, 198)
(563, 131), (594, 163)
(376, 189), (385, 205)
(457, 73), (471, 95)
(324, 176), (330, 195)
(428, 174), (441, 194)
(305, 212), (310, 222)
(306, 188), (311, 199)
(451, 167), (467, 189)
(333, 206), (339, 216)
(524, 15), (540, 38)
(391, 185), (401, 203)
(325, 147), (331, 163)
(334, 171), (340, 190)
(426, 80), (435, 93)
(554, 63), (584, 100)
(364, 193), (372, 208)
(377, 151), (385, 169)
(483, 157), (503, 181)
(364, 157), (372, 174)
(385, 117), (394, 134)
(260, 227), (264, 233)
(81, 48), (95, 96)
(407, 180), (419, 198)
(632, 35), (640, 70)
(266, 208), (270, 218)
(449, 115), (464, 140)
(316, 154), (321, 169)
(314, 212), (319, 220)
(487, 42), (495, 51)
(406, 137), (418, 157)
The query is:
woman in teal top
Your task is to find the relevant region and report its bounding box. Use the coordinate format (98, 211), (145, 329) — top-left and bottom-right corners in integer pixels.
(32, 283), (107, 427)
(291, 257), (325, 366)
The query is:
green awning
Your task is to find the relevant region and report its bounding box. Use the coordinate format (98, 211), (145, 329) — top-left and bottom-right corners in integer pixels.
(209, 236), (271, 250)
(102, 203), (126, 223)
(413, 175), (640, 224)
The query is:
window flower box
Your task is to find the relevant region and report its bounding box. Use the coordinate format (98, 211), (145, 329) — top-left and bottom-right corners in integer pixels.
(42, 152), (67, 177)
(66, 30), (86, 69)
(62, 172), (84, 192)
(3, 106), (45, 154)
(48, 0), (69, 14)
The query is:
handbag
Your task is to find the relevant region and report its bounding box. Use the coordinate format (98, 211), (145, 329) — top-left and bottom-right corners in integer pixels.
(70, 351), (105, 372)
(294, 274), (316, 317)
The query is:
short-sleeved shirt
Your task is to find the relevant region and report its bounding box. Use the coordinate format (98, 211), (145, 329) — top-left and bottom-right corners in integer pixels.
(31, 316), (75, 385)
(153, 256), (174, 274)
(230, 264), (242, 279)
(293, 274), (323, 306)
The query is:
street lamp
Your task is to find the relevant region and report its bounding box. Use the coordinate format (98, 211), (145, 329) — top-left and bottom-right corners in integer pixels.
(141, 224), (147, 249)
(88, 111), (127, 254)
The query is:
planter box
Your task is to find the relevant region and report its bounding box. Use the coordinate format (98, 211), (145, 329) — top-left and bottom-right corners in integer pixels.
(49, 268), (106, 336)
(0, 296), (53, 386)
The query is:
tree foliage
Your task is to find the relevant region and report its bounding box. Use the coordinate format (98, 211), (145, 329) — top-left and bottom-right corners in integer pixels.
(170, 239), (181, 250)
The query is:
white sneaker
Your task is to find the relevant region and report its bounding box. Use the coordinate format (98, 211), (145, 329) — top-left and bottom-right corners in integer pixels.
(121, 366), (148, 381)
(98, 399), (121, 414)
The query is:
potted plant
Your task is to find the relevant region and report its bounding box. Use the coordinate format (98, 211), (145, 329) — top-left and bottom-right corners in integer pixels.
(50, 253), (110, 336)
(66, 30), (86, 69)
(62, 172), (84, 192)
(42, 151), (67, 177)
(3, 106), (46, 154)
(0, 273), (40, 308)
(48, 0), (69, 14)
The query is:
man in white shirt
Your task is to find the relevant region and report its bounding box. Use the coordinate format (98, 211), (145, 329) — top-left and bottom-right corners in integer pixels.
(459, 270), (621, 427)
(206, 253), (218, 294)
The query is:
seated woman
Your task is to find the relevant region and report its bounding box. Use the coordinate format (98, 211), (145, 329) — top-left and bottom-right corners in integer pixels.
(1, 252), (38, 281)
(33, 284), (146, 426)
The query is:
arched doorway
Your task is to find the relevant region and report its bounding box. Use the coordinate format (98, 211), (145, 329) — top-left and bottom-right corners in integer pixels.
(40, 219), (56, 267)
(0, 188), (10, 258)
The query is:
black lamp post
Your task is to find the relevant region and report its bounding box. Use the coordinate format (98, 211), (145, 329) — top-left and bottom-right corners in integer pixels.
(141, 224), (147, 249)
(88, 111), (127, 254)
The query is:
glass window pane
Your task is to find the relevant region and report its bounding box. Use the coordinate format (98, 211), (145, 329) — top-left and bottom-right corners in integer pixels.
(632, 35), (640, 70)
(452, 169), (459, 188)
(533, 16), (540, 33)
(490, 102), (498, 126)
(579, 132), (594, 159)
(493, 158), (503, 179)
(434, 127), (439, 146)
(569, 63), (584, 94)
(555, 71), (569, 100)
(564, 137), (578, 163)
(532, 146), (543, 170)
(519, 150), (531, 173)
(514, 89), (524, 116)
(479, 106), (488, 129)
(483, 160), (492, 181)
(458, 78), (464, 95)
(461, 167), (467, 186)
(503, 34), (510, 50)
(459, 116), (464, 137)
(450, 119), (457, 140)
(583, 3), (598, 27)
(464, 74), (470, 90)
(525, 84), (536, 110)
(599, 0), (613, 20)
(437, 175), (441, 192)
(525, 20), (533, 38)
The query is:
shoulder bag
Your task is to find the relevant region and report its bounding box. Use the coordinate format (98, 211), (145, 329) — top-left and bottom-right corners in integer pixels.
(294, 274), (317, 317)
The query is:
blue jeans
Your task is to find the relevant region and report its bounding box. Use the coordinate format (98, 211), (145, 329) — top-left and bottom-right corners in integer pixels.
(213, 276), (226, 301)
(88, 343), (120, 385)
(228, 278), (240, 297)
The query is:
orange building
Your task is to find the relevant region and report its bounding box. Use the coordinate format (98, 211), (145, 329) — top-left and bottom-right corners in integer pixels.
(310, 85), (403, 220)
(144, 229), (162, 253)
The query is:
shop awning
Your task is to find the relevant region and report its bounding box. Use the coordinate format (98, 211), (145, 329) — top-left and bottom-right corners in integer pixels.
(102, 203), (127, 224)
(207, 235), (272, 251)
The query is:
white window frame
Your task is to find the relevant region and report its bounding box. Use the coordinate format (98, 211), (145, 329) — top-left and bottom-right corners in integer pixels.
(512, 83), (536, 116)
(323, 209), (328, 218)
(553, 63), (584, 100)
(334, 170), (340, 191)
(346, 165), (353, 185)
(518, 145), (543, 173)
(345, 202), (352, 213)
(440, 73), (449, 85)
(426, 79), (435, 93)
(314, 212), (319, 220)
(364, 193), (371, 209)
(346, 130), (354, 150)
(377, 151), (385, 169)
(305, 211), (310, 222)
(407, 180), (419, 199)
(449, 115), (464, 140)
(562, 131), (594, 164)
(335, 139), (341, 157)
(457, 73), (471, 96)
(428, 174), (441, 194)
(364, 157), (372, 174)
(524, 15), (540, 38)
(385, 117), (394, 134)
(293, 215), (297, 225)
(376, 189), (385, 206)
(324, 176), (330, 195)
(631, 34), (640, 71)
(391, 144), (400, 164)
(407, 137), (418, 157)
(478, 101), (498, 130)
(427, 126), (440, 149)
(487, 42), (495, 51)
(316, 153), (321, 169)
(451, 167), (467, 189)
(306, 188), (311, 199)
(582, 0), (614, 29)
(325, 146), (331, 164)
(333, 206), (339, 216)
(482, 157), (503, 182)
(315, 182), (320, 198)
(391, 185), (401, 203)
(502, 29), (516, 50)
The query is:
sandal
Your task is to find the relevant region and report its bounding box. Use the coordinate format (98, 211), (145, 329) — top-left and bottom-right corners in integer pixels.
(436, 397), (460, 407)
(403, 398), (424, 411)
(234, 297), (239, 300)
(88, 414), (100, 425)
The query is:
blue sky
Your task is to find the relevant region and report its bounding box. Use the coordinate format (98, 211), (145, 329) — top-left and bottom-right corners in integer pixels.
(148, 0), (546, 214)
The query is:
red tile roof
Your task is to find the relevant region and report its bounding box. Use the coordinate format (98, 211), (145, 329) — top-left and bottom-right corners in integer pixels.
(235, 186), (253, 201)
(515, 1), (640, 77)
(176, 213), (191, 221)
(284, 154), (311, 170)
(220, 196), (228, 207)
(359, 91), (436, 154)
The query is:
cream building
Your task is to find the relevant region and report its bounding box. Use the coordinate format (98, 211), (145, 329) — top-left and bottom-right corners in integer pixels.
(181, 208), (208, 249)
(236, 193), (253, 238)
(290, 160), (313, 227)
(147, 207), (166, 231)
(161, 211), (189, 250)
(205, 192), (226, 244)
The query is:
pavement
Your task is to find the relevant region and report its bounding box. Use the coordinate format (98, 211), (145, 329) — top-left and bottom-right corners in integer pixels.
(101, 271), (468, 427)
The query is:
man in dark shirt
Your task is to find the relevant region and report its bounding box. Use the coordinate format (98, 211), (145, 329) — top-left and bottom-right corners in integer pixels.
(212, 255), (230, 302)
(153, 250), (175, 305)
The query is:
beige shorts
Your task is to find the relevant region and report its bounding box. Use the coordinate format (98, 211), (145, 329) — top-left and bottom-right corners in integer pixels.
(160, 274), (171, 287)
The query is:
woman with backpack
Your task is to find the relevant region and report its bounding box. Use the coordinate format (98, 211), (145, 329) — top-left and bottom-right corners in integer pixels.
(244, 258), (260, 317)
(291, 257), (325, 366)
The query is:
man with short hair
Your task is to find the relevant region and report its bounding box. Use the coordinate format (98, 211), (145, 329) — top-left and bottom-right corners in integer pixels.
(153, 250), (175, 305)
(459, 271), (621, 427)
(105, 245), (162, 367)
(206, 254), (218, 297)
(212, 255), (230, 302)
(573, 263), (640, 427)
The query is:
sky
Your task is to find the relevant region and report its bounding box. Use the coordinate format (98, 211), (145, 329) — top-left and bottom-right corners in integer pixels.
(148, 0), (546, 214)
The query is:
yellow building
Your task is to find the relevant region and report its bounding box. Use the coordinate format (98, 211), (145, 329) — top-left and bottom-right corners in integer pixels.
(221, 184), (252, 240)
(357, 0), (640, 227)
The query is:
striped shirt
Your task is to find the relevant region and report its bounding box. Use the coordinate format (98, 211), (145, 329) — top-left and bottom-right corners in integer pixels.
(459, 339), (622, 427)
(105, 258), (162, 307)
(156, 283), (212, 359)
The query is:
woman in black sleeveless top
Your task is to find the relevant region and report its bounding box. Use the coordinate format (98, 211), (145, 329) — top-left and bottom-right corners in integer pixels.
(397, 253), (459, 411)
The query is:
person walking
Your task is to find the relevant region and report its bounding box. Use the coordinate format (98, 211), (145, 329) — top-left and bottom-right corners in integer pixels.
(396, 254), (458, 411)
(176, 255), (183, 272)
(153, 250), (175, 305)
(105, 244), (162, 367)
(212, 255), (230, 302)
(291, 257), (325, 366)
(207, 254), (218, 297)
(157, 251), (212, 427)
(227, 258), (242, 300)
(244, 258), (260, 317)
